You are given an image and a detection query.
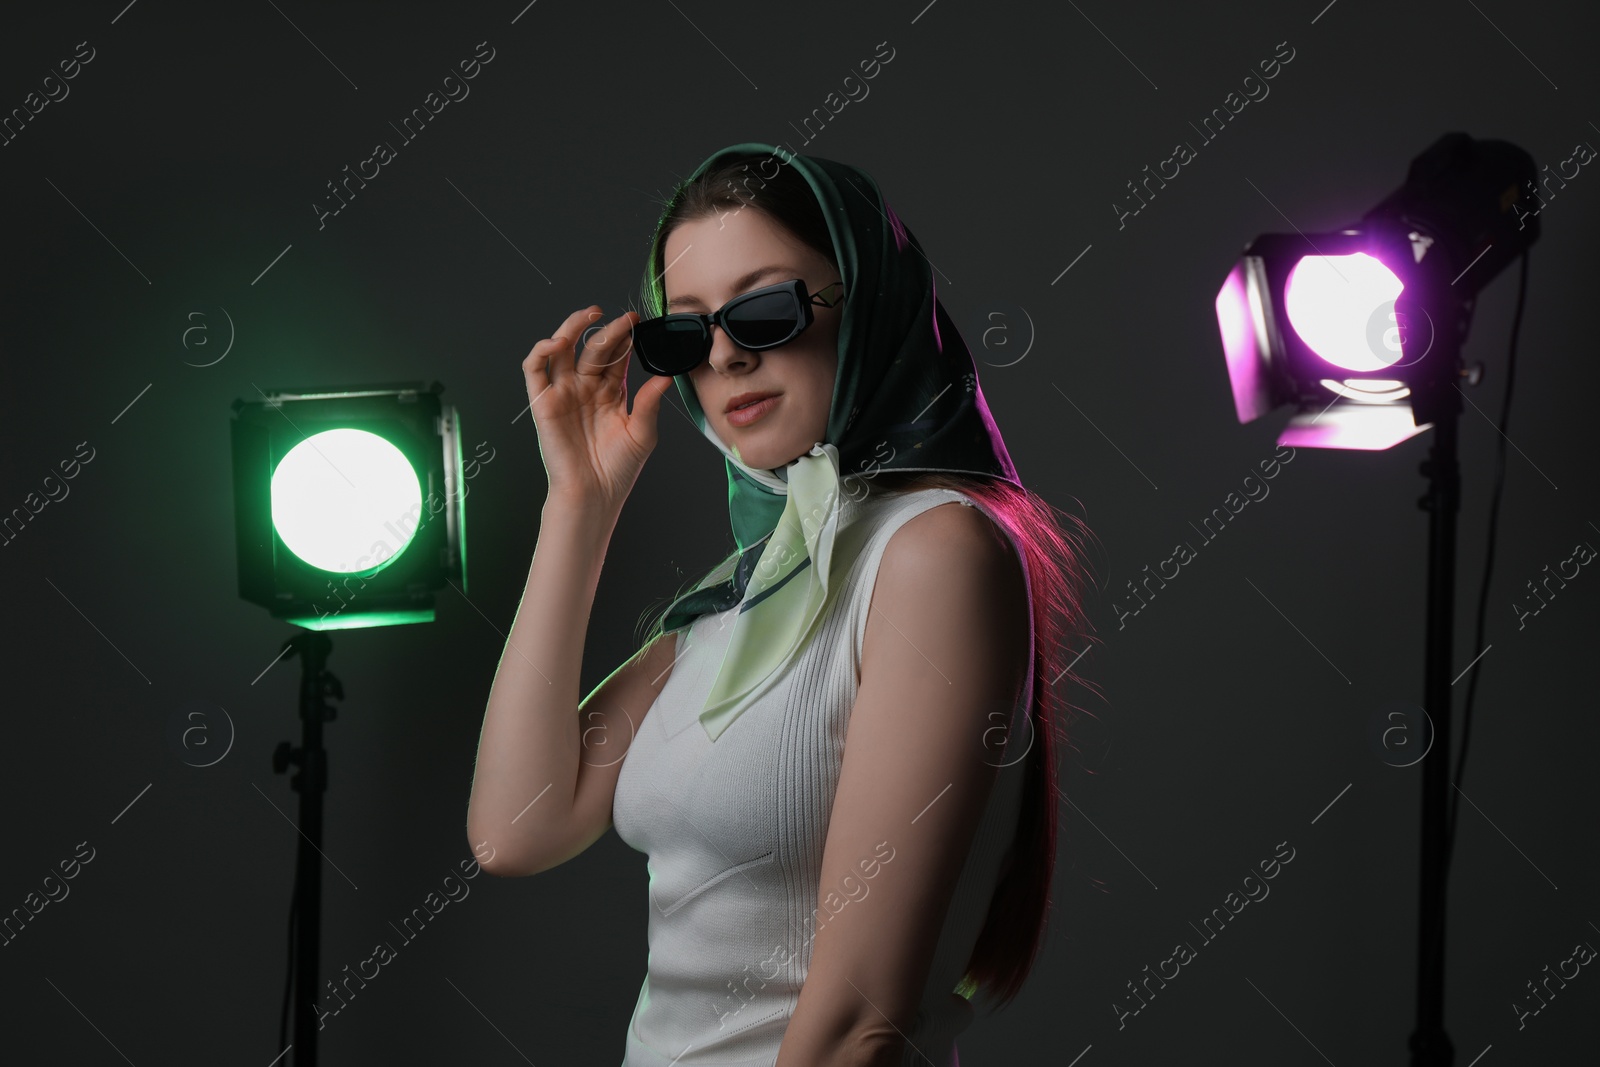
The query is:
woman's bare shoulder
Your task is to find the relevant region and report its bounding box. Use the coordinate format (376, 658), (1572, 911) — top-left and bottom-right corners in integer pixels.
(878, 495), (1024, 603)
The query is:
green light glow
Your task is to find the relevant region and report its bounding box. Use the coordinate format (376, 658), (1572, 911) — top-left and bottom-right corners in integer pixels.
(282, 609), (435, 631)
(271, 429), (422, 575)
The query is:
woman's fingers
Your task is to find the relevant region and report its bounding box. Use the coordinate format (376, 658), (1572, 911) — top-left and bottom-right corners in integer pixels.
(576, 309), (637, 377)
(523, 306), (604, 397)
(555, 307), (606, 384)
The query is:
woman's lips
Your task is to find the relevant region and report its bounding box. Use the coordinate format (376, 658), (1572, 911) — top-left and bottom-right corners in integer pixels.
(726, 394), (779, 427)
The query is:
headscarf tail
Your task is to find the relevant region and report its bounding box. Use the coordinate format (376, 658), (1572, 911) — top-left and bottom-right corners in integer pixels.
(698, 442), (842, 739)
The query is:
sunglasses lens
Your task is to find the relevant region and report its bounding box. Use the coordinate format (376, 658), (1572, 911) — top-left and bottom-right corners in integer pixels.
(634, 318), (706, 375)
(725, 290), (800, 349)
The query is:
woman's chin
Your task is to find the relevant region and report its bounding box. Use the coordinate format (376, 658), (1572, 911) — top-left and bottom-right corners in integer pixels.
(732, 442), (804, 472)
(736, 452), (782, 471)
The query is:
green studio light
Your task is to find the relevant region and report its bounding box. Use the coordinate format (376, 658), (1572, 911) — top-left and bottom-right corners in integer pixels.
(271, 429), (423, 574)
(231, 381), (473, 1065)
(231, 381), (468, 631)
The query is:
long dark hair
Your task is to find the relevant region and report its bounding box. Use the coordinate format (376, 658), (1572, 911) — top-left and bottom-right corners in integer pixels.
(633, 153), (1104, 1013)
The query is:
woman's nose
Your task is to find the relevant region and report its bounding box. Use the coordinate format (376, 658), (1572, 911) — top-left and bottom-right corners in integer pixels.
(706, 323), (754, 372)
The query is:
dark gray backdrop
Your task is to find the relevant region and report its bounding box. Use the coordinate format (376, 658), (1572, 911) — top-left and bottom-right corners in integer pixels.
(1, 0), (1595, 1063)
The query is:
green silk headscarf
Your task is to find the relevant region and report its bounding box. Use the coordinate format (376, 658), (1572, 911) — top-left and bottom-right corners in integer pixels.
(639, 142), (1022, 741)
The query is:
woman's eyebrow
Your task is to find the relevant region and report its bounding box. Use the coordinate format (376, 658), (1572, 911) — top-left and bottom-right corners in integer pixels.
(667, 265), (796, 309)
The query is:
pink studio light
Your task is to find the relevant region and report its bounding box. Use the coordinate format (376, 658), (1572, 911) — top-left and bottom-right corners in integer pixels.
(1271, 249), (1428, 449)
(1214, 244), (1429, 450)
(1284, 252), (1406, 372)
(1207, 134), (1544, 1067)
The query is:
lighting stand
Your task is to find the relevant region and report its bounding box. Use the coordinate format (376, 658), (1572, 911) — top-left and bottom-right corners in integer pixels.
(1408, 325), (1467, 1067)
(272, 630), (343, 1067)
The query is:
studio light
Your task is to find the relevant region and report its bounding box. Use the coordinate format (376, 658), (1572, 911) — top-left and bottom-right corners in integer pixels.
(1213, 132), (1541, 1067)
(1215, 132), (1539, 450)
(229, 380), (470, 1067)
(230, 380), (468, 630)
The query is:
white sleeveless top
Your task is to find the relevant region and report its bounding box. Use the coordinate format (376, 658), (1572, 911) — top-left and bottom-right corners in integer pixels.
(612, 486), (1035, 1066)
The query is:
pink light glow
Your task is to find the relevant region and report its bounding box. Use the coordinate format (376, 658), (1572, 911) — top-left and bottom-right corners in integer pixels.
(1284, 252), (1405, 373)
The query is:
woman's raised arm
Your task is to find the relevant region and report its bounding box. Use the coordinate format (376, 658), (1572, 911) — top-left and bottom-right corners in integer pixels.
(465, 305), (675, 876)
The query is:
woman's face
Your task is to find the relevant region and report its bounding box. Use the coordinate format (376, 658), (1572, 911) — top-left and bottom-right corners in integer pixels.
(663, 208), (841, 472)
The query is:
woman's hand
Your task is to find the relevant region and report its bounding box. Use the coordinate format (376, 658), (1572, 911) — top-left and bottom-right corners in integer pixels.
(522, 306), (677, 515)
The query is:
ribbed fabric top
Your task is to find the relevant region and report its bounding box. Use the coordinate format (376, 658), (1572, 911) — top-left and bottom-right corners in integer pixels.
(612, 486), (1034, 1066)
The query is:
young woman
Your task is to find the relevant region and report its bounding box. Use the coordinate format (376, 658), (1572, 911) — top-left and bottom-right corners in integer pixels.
(466, 143), (1097, 1066)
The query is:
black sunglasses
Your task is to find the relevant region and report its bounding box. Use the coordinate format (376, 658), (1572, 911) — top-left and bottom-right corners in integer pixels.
(621, 278), (845, 377)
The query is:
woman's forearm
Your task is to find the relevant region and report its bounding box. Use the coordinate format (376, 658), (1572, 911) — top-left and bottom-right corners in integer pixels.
(465, 497), (618, 875)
